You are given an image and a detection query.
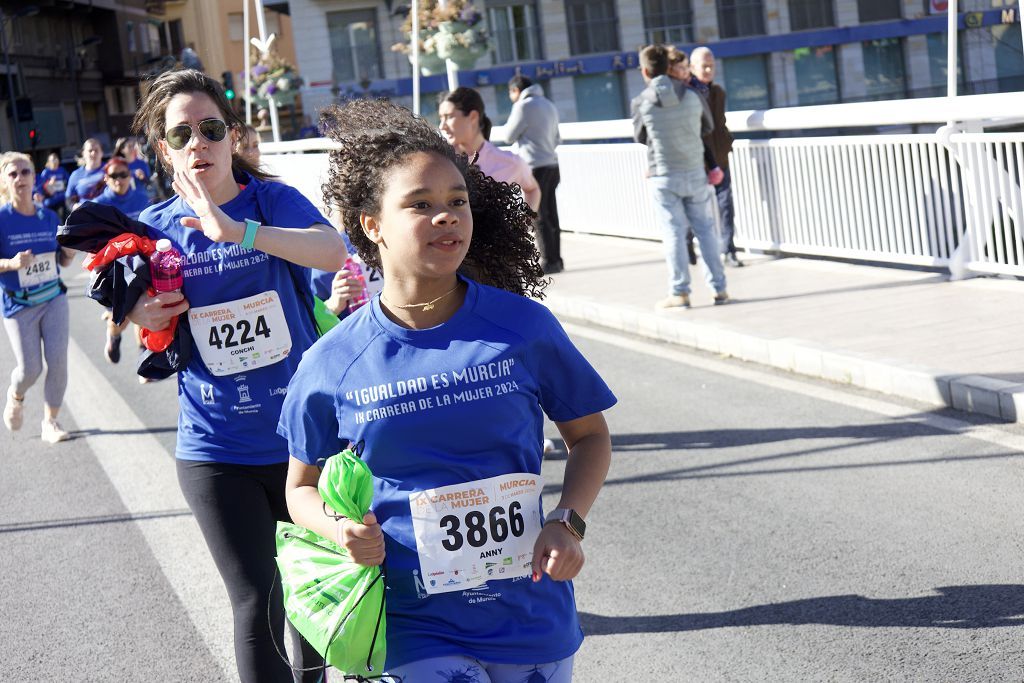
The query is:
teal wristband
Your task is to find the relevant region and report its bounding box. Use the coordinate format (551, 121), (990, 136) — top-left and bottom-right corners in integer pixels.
(241, 218), (260, 250)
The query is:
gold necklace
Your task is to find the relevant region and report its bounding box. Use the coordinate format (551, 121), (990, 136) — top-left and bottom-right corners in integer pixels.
(381, 283), (461, 312)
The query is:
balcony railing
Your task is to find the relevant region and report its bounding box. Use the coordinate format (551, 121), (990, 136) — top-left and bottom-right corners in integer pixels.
(261, 92), (1024, 279)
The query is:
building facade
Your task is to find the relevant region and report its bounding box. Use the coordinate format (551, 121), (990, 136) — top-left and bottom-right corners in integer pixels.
(287, 0), (1023, 129)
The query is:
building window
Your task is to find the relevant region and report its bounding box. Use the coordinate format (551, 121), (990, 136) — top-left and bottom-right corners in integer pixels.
(642, 0), (693, 45)
(793, 45), (838, 105)
(862, 38), (906, 100)
(573, 72), (625, 121)
(925, 32), (964, 97)
(857, 0), (901, 22)
(722, 54), (771, 110)
(327, 9), (383, 83)
(229, 11), (279, 42)
(229, 13), (243, 42)
(488, 2), (542, 64)
(565, 0), (619, 56)
(788, 0), (834, 31)
(718, 0), (765, 38)
(991, 23), (1024, 93)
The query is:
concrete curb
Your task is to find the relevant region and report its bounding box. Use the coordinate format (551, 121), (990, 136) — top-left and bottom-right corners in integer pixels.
(544, 293), (1024, 424)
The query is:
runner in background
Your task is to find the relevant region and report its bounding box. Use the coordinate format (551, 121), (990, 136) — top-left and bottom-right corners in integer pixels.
(33, 153), (69, 222)
(0, 152), (73, 444)
(66, 138), (106, 211)
(126, 68), (345, 683)
(234, 124), (262, 167)
(279, 99), (615, 681)
(114, 136), (152, 186)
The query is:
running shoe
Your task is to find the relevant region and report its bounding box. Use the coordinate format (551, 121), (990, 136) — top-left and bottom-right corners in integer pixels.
(105, 334), (122, 364)
(41, 418), (69, 444)
(655, 294), (690, 309)
(4, 387), (23, 431)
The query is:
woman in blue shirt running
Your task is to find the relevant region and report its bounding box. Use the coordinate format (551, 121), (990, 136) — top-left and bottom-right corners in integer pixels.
(279, 99), (616, 682)
(66, 138), (105, 210)
(0, 152), (74, 444)
(124, 68), (347, 683)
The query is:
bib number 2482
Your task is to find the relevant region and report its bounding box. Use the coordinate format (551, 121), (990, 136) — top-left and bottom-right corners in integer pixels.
(440, 501), (525, 551)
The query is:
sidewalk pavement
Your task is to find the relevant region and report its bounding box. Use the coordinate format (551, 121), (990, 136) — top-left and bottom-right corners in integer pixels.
(543, 232), (1024, 423)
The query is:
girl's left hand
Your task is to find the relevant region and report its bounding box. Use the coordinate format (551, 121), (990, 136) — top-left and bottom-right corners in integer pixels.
(173, 164), (243, 244)
(531, 523), (584, 582)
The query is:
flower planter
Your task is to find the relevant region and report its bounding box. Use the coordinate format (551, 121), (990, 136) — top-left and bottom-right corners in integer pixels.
(409, 51), (447, 76)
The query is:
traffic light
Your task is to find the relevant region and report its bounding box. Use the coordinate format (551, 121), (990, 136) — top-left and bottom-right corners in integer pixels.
(222, 71), (235, 101)
(28, 128), (38, 148)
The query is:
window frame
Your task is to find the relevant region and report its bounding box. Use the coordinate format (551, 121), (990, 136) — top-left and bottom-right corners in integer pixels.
(717, 0), (766, 39)
(641, 0), (694, 45)
(326, 8), (384, 84)
(565, 0), (620, 56)
(487, 1), (543, 64)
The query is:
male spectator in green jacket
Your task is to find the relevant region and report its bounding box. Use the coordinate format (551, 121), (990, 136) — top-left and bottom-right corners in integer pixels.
(692, 46), (743, 267)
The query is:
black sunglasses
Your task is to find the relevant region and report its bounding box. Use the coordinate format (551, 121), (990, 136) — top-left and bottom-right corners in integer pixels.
(6, 168), (32, 179)
(107, 171), (130, 180)
(164, 118), (228, 151)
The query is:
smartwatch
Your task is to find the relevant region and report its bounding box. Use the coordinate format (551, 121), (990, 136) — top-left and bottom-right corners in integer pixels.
(545, 508), (586, 541)
(241, 218), (260, 250)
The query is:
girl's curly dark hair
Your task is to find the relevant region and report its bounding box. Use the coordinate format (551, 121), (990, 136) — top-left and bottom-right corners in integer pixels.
(319, 99), (546, 299)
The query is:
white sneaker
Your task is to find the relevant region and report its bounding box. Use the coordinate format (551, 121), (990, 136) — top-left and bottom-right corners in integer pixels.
(543, 438), (557, 454)
(41, 418), (69, 444)
(4, 387), (23, 431)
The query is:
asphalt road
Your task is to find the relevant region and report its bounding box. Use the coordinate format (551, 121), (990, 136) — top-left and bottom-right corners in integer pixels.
(2, 270), (1024, 682)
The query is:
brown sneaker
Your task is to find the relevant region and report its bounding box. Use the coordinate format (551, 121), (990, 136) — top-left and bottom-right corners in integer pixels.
(713, 290), (730, 305)
(656, 294), (691, 309)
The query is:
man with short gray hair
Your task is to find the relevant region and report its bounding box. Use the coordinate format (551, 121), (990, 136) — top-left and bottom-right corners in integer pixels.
(691, 46), (742, 267)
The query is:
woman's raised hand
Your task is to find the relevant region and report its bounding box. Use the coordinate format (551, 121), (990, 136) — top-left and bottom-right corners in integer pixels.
(172, 161), (243, 244)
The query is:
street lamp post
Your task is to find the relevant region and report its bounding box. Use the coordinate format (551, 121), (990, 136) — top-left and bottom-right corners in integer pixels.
(0, 5), (40, 151)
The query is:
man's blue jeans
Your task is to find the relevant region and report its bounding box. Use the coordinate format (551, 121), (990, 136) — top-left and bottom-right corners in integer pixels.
(648, 172), (727, 296)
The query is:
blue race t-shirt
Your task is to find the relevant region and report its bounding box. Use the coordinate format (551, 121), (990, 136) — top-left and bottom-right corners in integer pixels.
(139, 176), (329, 464)
(0, 204), (63, 318)
(91, 186), (151, 220)
(67, 166), (104, 203)
(35, 167), (69, 211)
(278, 277), (617, 668)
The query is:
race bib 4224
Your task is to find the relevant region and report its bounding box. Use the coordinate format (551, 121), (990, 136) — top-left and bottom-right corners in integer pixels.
(188, 290), (292, 377)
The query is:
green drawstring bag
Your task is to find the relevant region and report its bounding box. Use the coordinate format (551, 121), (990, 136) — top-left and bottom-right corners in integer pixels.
(276, 448), (386, 677)
(313, 296), (341, 336)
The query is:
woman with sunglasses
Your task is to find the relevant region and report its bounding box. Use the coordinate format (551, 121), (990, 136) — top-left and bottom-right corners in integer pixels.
(125, 68), (345, 683)
(0, 152), (73, 444)
(66, 138), (105, 210)
(90, 156), (152, 368)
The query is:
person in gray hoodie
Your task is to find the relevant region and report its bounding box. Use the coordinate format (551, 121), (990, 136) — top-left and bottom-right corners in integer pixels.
(632, 44), (728, 309)
(507, 76), (564, 274)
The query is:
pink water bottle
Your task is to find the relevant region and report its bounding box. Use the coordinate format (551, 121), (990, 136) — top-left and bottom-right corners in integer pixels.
(150, 239), (183, 292)
(345, 257), (369, 311)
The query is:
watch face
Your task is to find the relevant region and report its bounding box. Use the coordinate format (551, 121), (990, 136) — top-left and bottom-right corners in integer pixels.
(567, 509), (586, 539)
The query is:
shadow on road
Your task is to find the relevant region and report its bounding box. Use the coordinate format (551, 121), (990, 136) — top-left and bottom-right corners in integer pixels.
(0, 508), (193, 534)
(580, 585), (1024, 633)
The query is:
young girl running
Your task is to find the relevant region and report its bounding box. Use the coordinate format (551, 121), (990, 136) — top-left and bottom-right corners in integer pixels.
(125, 68), (346, 682)
(0, 152), (73, 443)
(279, 99), (615, 682)
(66, 138), (106, 210)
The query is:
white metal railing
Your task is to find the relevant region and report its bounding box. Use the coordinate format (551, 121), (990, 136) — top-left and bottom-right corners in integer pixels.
(261, 93), (1024, 278)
